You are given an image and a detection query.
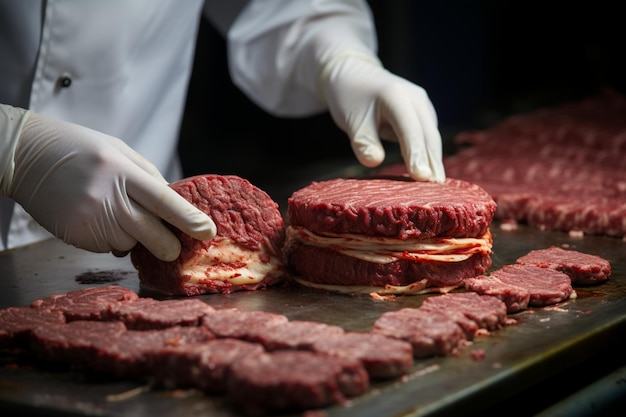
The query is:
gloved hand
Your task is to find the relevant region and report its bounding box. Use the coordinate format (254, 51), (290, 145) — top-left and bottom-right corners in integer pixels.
(225, 0), (445, 181)
(319, 54), (446, 182)
(1, 106), (216, 261)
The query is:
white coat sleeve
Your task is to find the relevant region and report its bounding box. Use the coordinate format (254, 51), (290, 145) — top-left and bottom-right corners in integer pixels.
(0, 103), (28, 196)
(227, 0), (378, 117)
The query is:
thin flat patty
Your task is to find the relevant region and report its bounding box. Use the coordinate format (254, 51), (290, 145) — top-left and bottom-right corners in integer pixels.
(30, 286), (139, 321)
(287, 177), (497, 239)
(516, 246), (611, 285)
(469, 264), (573, 308)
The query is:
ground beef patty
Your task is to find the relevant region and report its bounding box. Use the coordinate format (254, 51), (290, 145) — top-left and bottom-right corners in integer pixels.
(309, 331), (414, 380)
(288, 177), (495, 239)
(466, 264), (574, 310)
(515, 246), (611, 285)
(0, 307), (66, 349)
(106, 298), (215, 330)
(131, 175), (286, 296)
(31, 286), (139, 321)
(151, 338), (265, 394)
(227, 350), (369, 413)
(371, 308), (467, 357)
(284, 177), (496, 293)
(420, 292), (509, 331)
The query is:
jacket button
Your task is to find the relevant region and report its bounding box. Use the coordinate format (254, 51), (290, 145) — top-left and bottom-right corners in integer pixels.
(58, 74), (72, 88)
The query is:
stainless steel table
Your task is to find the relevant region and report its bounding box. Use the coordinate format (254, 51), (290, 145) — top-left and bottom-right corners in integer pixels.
(1, 223), (626, 417)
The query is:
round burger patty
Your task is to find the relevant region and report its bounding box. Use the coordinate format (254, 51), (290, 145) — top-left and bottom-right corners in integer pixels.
(131, 174), (286, 296)
(172, 174), (285, 254)
(285, 177), (496, 291)
(287, 177), (497, 239)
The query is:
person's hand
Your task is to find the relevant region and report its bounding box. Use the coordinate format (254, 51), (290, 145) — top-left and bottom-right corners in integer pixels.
(4, 110), (216, 261)
(320, 54), (446, 182)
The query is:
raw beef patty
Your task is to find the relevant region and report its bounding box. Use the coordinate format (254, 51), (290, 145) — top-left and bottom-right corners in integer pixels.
(516, 246), (611, 285)
(131, 175), (286, 296)
(284, 177), (496, 294)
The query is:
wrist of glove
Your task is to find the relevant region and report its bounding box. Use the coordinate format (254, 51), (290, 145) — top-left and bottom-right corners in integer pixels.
(6, 111), (216, 261)
(319, 53), (446, 182)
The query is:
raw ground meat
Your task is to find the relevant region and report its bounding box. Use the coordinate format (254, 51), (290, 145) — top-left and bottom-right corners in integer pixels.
(454, 91), (626, 151)
(446, 91), (626, 239)
(449, 140), (626, 169)
(5, 263), (584, 416)
(379, 91), (626, 239)
(524, 194), (626, 238)
(0, 307), (66, 349)
(383, 155), (626, 239)
(421, 308), (480, 340)
(420, 292), (509, 331)
(285, 241), (493, 288)
(371, 308), (467, 358)
(287, 177), (496, 239)
(151, 338), (265, 394)
(131, 174), (286, 296)
(249, 320), (345, 351)
(464, 277), (531, 313)
(86, 326), (214, 378)
(30, 320), (128, 367)
(309, 331), (414, 380)
(227, 350), (369, 414)
(201, 308), (289, 340)
(469, 264), (573, 308)
(443, 154), (624, 191)
(30, 286), (139, 321)
(106, 298), (215, 329)
(515, 246), (611, 285)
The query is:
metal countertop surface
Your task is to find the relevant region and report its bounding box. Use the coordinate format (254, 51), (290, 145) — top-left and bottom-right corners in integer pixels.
(1, 223), (625, 417)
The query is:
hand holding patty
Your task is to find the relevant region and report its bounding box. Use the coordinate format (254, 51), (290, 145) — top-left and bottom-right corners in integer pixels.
(320, 54), (446, 183)
(0, 105), (216, 261)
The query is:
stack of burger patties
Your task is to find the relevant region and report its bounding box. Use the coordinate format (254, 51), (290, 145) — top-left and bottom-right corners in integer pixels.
(283, 176), (496, 295)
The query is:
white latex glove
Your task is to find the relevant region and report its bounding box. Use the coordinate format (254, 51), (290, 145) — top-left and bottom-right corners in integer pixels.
(226, 0), (444, 181)
(320, 54), (446, 182)
(1, 106), (216, 261)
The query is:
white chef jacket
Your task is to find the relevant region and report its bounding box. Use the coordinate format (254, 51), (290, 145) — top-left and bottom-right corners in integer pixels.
(0, 0), (377, 251)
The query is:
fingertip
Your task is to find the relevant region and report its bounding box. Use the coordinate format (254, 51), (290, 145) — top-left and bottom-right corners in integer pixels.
(185, 211), (217, 241)
(156, 238), (182, 262)
(406, 159), (446, 183)
(138, 222), (182, 262)
(433, 164), (447, 183)
(407, 166), (433, 182)
(157, 214), (215, 261)
(153, 214), (214, 262)
(426, 151), (447, 183)
(192, 224), (217, 241)
(354, 139), (385, 168)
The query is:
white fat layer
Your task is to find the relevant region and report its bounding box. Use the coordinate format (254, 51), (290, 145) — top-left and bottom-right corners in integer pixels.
(286, 226), (492, 264)
(179, 238), (281, 286)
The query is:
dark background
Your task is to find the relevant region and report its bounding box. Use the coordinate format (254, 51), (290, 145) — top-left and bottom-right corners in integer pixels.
(178, 0), (625, 198)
